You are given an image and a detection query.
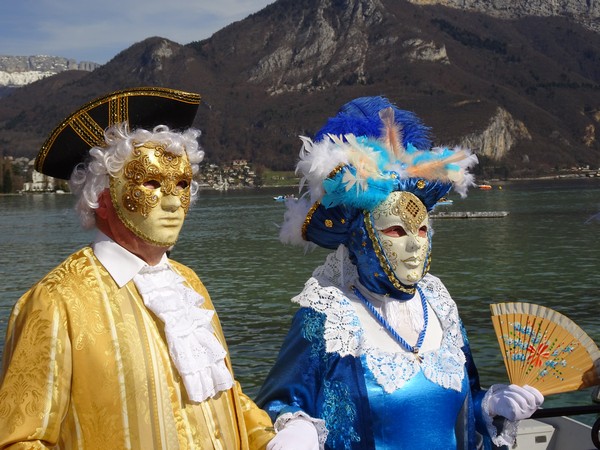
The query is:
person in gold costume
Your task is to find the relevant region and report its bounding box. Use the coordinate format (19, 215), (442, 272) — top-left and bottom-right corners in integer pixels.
(0, 87), (275, 449)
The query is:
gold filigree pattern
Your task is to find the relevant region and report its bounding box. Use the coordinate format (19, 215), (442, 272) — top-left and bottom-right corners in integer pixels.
(118, 144), (192, 217)
(364, 211), (416, 295)
(380, 238), (399, 267)
(391, 192), (427, 235)
(109, 143), (193, 246)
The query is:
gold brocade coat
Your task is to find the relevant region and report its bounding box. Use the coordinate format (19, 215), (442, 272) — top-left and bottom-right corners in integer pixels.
(0, 247), (274, 449)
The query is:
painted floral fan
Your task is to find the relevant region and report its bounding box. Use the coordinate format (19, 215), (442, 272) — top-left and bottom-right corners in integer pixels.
(490, 302), (600, 396)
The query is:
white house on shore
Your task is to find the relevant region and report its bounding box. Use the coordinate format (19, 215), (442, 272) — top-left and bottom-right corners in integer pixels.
(21, 169), (55, 192)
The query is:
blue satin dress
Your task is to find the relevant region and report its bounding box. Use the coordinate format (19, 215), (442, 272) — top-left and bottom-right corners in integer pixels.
(363, 357), (469, 449)
(256, 272), (497, 449)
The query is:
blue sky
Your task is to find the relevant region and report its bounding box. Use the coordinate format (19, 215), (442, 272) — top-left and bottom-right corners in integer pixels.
(1, 0), (274, 65)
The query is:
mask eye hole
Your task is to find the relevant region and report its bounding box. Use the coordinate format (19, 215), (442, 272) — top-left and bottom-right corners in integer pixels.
(144, 180), (161, 190)
(418, 225), (428, 238)
(176, 180), (189, 190)
(381, 226), (407, 237)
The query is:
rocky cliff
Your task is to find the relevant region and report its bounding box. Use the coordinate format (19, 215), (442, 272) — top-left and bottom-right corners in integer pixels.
(460, 107), (532, 161)
(407, 0), (600, 32)
(248, 0), (385, 94)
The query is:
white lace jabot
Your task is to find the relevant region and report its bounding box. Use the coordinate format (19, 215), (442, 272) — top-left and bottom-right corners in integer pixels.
(133, 264), (234, 402)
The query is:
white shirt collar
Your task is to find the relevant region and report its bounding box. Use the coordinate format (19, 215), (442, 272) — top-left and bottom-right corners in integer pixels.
(92, 231), (168, 288)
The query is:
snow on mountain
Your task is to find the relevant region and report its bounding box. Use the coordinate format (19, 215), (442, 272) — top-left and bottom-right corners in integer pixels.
(0, 55), (100, 90)
(0, 70), (61, 87)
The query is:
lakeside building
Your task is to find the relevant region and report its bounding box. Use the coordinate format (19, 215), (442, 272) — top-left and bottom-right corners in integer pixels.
(11, 158), (259, 193)
(21, 169), (56, 193)
(197, 159), (257, 190)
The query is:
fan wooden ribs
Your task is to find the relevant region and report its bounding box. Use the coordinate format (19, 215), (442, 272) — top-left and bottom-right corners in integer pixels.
(490, 302), (600, 396)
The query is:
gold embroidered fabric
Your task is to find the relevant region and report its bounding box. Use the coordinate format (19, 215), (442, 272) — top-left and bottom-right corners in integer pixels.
(0, 247), (274, 449)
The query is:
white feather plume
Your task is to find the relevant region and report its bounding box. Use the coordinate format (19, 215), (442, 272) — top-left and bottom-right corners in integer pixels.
(279, 195), (317, 250)
(296, 136), (350, 203)
(443, 147), (479, 198)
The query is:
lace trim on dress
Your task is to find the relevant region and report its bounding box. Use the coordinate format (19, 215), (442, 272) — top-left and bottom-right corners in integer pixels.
(292, 246), (466, 393)
(482, 386), (521, 447)
(274, 411), (329, 449)
(133, 264), (234, 402)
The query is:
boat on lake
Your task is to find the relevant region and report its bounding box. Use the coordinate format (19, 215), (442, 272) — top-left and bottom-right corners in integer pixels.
(517, 405), (600, 449)
(435, 197), (454, 207)
(477, 184), (493, 190)
(431, 210), (509, 219)
(273, 194), (297, 202)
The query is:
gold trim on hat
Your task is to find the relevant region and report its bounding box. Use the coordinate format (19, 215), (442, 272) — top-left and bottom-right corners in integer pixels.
(35, 87), (201, 174)
(71, 112), (106, 149)
(301, 165), (348, 241)
(327, 165), (345, 179)
(108, 95), (128, 128)
(302, 201), (322, 241)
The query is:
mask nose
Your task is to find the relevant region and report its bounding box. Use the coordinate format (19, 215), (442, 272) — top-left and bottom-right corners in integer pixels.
(161, 194), (182, 212)
(406, 235), (421, 252)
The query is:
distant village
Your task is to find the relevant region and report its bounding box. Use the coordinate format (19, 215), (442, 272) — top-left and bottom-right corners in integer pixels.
(1, 153), (598, 195)
(0, 155), (260, 194)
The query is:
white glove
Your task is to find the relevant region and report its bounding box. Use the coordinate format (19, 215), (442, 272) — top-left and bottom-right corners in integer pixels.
(488, 384), (544, 421)
(267, 417), (320, 450)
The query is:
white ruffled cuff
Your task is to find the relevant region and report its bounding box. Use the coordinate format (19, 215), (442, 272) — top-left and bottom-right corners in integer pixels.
(274, 411), (329, 449)
(482, 386), (521, 447)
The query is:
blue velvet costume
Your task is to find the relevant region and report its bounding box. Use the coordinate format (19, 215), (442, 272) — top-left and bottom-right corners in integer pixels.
(256, 247), (497, 450)
(258, 97), (514, 449)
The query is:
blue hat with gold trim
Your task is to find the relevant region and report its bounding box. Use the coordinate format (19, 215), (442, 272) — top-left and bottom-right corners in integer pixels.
(279, 96), (478, 250)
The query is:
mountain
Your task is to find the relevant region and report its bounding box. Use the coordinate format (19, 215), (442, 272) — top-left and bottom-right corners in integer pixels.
(0, 55), (100, 97)
(1, 0), (599, 178)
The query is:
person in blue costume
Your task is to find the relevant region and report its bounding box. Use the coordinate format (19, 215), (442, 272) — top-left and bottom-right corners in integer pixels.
(256, 96), (544, 450)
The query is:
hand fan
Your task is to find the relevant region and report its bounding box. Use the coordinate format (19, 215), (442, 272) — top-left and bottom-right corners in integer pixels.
(490, 302), (600, 396)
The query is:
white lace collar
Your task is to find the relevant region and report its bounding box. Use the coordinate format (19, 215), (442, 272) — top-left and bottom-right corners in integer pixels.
(292, 245), (466, 393)
(133, 264), (234, 402)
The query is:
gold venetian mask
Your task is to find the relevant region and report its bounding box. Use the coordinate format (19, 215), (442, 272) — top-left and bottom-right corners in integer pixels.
(370, 191), (431, 286)
(109, 142), (193, 247)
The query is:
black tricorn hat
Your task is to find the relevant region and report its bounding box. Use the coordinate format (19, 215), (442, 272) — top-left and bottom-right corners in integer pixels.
(35, 86), (201, 180)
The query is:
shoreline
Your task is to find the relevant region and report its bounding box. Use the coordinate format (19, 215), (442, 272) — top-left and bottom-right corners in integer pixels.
(2, 173), (598, 196)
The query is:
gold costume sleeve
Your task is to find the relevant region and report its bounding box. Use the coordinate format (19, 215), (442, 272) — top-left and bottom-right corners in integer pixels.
(236, 382), (275, 450)
(0, 281), (71, 448)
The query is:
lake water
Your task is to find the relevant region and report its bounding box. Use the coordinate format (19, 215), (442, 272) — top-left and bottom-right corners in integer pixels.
(1, 178), (599, 421)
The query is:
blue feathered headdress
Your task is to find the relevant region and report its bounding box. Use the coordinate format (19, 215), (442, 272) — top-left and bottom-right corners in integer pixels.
(314, 96), (432, 150)
(279, 96), (478, 249)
